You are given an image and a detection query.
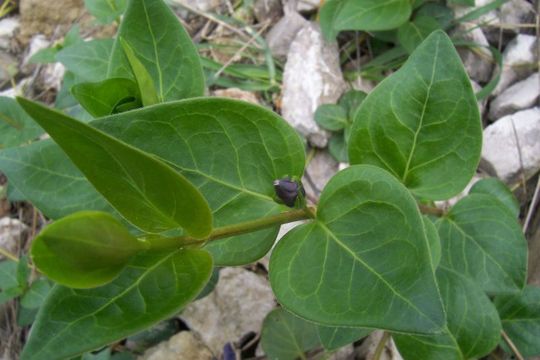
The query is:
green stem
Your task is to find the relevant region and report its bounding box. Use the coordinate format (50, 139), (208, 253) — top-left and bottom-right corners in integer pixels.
(373, 331), (390, 360)
(142, 207), (316, 250)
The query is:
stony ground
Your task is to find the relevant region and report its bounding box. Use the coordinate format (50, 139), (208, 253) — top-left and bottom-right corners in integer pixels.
(0, 0), (539, 359)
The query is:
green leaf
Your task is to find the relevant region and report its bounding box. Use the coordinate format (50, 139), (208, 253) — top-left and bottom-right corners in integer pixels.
(0, 97), (43, 149)
(92, 98), (305, 265)
(349, 31), (482, 200)
(119, 39), (159, 106)
(20, 279), (51, 309)
(17, 255), (30, 286)
(436, 194), (527, 294)
(448, 0), (475, 6)
(423, 215), (441, 268)
(21, 248), (212, 360)
(0, 260), (19, 289)
(397, 16), (441, 54)
(317, 325), (371, 351)
(329, 134), (348, 163)
(196, 267), (219, 300)
(320, 0), (412, 39)
(17, 97), (213, 237)
(31, 211), (147, 288)
(314, 104), (348, 131)
(261, 308), (321, 360)
(495, 286), (540, 357)
(71, 78), (142, 118)
(84, 0), (127, 24)
(339, 90), (367, 120)
(0, 140), (114, 220)
(55, 71), (93, 121)
(415, 3), (454, 29)
(469, 178), (519, 218)
(270, 165), (445, 333)
(108, 0), (205, 100)
(57, 39), (115, 82)
(394, 267), (502, 360)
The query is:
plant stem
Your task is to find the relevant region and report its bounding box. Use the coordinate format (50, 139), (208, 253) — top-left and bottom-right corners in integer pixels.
(143, 207), (316, 250)
(0, 246), (19, 262)
(501, 330), (524, 360)
(373, 331), (390, 360)
(418, 204), (446, 217)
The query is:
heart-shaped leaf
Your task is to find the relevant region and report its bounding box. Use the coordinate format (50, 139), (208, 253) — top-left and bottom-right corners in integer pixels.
(394, 267), (502, 360)
(17, 97), (212, 238)
(397, 16), (441, 54)
(495, 285), (540, 357)
(261, 308), (321, 360)
(21, 248), (212, 360)
(0, 97), (43, 149)
(270, 165), (445, 333)
(349, 31), (482, 200)
(436, 194), (526, 294)
(107, 0), (205, 100)
(71, 78), (141, 117)
(320, 0), (412, 39)
(315, 104), (348, 131)
(317, 325), (371, 351)
(469, 178), (519, 218)
(31, 211), (146, 288)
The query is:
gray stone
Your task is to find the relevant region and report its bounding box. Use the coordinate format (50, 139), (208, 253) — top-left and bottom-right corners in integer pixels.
(21, 34), (50, 72)
(470, 80), (487, 116)
(281, 23), (346, 148)
(253, 0), (283, 24)
(41, 62), (66, 92)
(493, 34), (537, 96)
(328, 345), (355, 360)
(0, 218), (27, 260)
(488, 73), (540, 121)
(180, 267), (275, 355)
(0, 51), (18, 85)
(139, 331), (214, 360)
(499, 0), (535, 31)
(481, 107), (540, 184)
(454, 23), (493, 83)
(0, 17), (19, 50)
(265, 9), (308, 59)
(304, 150), (339, 195)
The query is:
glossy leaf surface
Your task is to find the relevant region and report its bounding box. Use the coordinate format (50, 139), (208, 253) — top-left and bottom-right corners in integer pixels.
(270, 165), (445, 333)
(57, 39), (114, 82)
(0, 97), (43, 149)
(0, 140), (113, 219)
(120, 39), (159, 106)
(469, 178), (519, 217)
(31, 211), (146, 288)
(108, 0), (205, 100)
(21, 249), (212, 360)
(394, 267), (501, 360)
(436, 194), (526, 294)
(349, 31), (482, 200)
(320, 0), (412, 39)
(495, 285), (540, 357)
(71, 78), (141, 117)
(317, 325), (371, 351)
(315, 104), (348, 131)
(93, 98), (305, 265)
(398, 16), (441, 54)
(261, 308), (321, 360)
(17, 98), (212, 237)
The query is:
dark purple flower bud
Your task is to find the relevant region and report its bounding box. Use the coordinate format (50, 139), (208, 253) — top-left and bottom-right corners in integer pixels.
(223, 342), (237, 360)
(274, 177), (304, 207)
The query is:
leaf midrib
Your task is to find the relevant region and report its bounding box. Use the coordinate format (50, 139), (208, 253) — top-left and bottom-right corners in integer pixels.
(317, 221), (442, 330)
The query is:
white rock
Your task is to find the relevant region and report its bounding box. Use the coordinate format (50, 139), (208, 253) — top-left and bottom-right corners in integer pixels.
(0, 77), (31, 98)
(493, 35), (538, 96)
(253, 0), (283, 24)
(488, 73), (540, 121)
(139, 331), (214, 360)
(265, 9), (308, 58)
(171, 0), (222, 12)
(328, 345), (355, 360)
(481, 107), (540, 184)
(297, 0), (319, 12)
(0, 218), (27, 259)
(454, 24), (493, 83)
(0, 51), (18, 84)
(0, 17), (19, 50)
(180, 267), (275, 354)
(281, 23), (347, 147)
(41, 62), (66, 91)
(499, 0), (535, 30)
